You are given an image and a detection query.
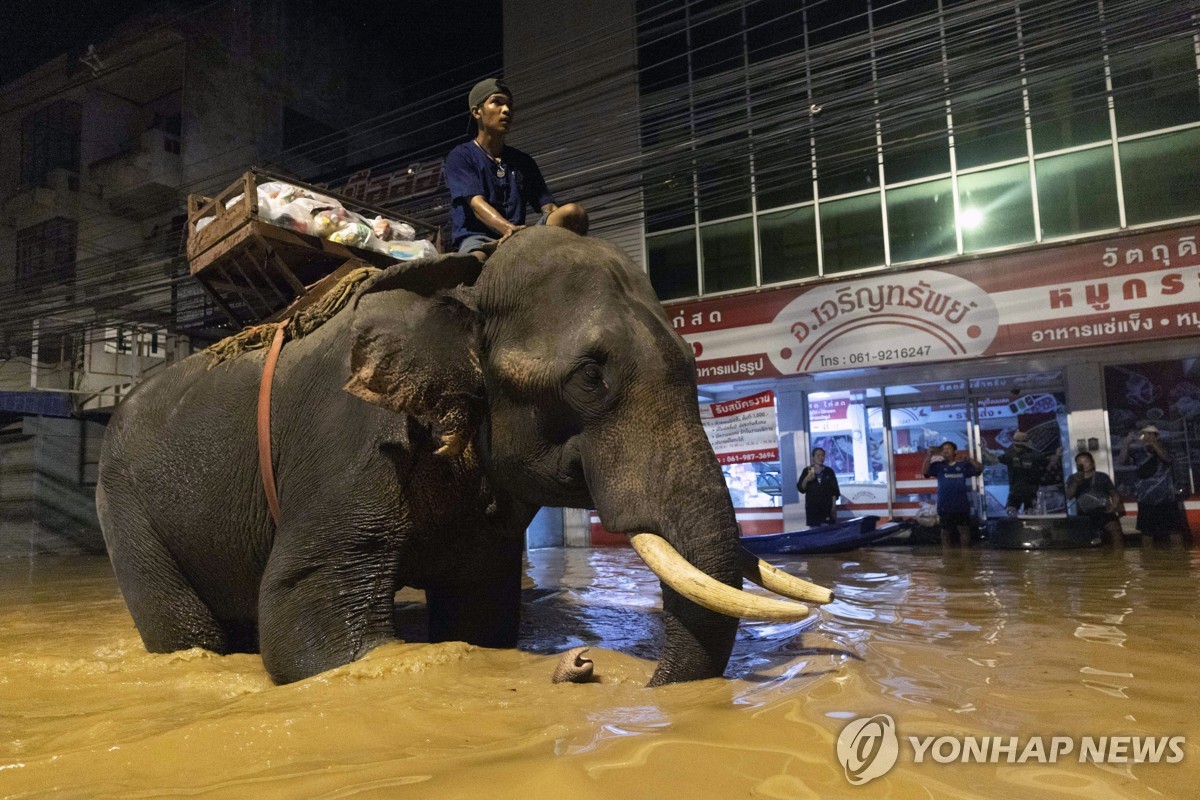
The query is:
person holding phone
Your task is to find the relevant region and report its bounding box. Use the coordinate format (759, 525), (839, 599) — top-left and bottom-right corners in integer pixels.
(797, 447), (840, 526)
(1065, 451), (1123, 543)
(1118, 425), (1186, 536)
(922, 441), (982, 544)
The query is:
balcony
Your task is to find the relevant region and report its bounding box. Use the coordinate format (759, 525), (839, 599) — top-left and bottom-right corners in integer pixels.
(90, 128), (183, 219)
(0, 169), (83, 229)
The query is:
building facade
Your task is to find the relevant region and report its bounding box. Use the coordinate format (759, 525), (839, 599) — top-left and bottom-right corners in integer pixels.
(0, 0), (410, 554)
(506, 0), (1200, 541)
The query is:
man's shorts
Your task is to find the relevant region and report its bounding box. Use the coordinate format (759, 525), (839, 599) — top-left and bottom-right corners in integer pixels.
(939, 511), (974, 531)
(456, 212), (551, 255)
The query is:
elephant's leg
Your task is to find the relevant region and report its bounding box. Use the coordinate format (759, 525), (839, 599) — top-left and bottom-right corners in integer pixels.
(426, 537), (523, 648)
(257, 536), (397, 684)
(104, 509), (231, 654)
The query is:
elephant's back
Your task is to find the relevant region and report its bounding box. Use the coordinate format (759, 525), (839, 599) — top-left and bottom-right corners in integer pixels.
(99, 349), (274, 618)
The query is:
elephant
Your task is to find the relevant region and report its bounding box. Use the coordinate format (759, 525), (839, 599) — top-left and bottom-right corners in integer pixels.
(96, 226), (832, 686)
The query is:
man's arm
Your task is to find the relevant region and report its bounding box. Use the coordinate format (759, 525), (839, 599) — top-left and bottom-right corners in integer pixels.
(469, 196), (523, 239)
(922, 448), (937, 478)
(1117, 431), (1136, 464)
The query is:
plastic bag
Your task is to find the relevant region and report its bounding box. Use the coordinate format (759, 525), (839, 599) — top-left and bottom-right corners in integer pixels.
(371, 216), (417, 242)
(310, 208), (353, 238)
(384, 239), (438, 261)
(327, 222), (372, 247)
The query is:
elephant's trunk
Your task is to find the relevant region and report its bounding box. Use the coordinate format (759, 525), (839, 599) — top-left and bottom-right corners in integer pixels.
(585, 411), (824, 685)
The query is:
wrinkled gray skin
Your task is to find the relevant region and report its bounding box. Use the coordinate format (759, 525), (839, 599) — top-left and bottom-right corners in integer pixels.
(97, 226), (741, 686)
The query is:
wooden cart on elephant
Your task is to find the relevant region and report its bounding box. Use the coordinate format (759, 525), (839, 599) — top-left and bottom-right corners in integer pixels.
(186, 168), (440, 328)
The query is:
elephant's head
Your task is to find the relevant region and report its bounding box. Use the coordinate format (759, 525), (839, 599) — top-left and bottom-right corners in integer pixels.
(345, 227), (830, 684)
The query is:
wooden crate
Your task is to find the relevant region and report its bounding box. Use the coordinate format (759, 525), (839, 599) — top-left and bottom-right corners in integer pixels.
(186, 169), (437, 327)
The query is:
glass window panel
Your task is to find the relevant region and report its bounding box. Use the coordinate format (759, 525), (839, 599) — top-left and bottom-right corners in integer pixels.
(820, 192), (884, 273)
(957, 163), (1035, 252)
(689, 0), (744, 80)
(759, 205), (818, 284)
(1120, 128), (1200, 224)
(698, 104), (752, 221)
(647, 230), (698, 300)
(886, 178), (957, 263)
(746, 0), (804, 64)
(1023, 1), (1109, 152)
(636, 3), (690, 93)
(872, 0), (939, 29)
(750, 79), (814, 210)
(812, 54), (879, 197)
(946, 6), (1027, 169)
(640, 110), (695, 232)
(876, 30), (950, 183)
(1110, 35), (1200, 137)
(808, 389), (886, 522)
(701, 218), (755, 293)
(753, 133), (814, 210)
(1035, 146), (1119, 238)
(806, 0), (868, 48)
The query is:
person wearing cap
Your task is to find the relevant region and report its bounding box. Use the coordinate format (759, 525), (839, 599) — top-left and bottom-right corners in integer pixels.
(444, 78), (588, 260)
(997, 430), (1048, 517)
(1118, 425), (1187, 536)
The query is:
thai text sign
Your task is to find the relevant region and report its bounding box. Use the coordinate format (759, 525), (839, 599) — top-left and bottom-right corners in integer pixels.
(700, 391), (779, 464)
(667, 225), (1200, 384)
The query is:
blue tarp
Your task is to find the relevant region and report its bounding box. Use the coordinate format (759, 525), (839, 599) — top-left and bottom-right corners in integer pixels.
(0, 391), (74, 418)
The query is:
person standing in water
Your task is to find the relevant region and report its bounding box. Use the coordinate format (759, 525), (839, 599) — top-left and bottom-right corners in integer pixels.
(797, 447), (840, 526)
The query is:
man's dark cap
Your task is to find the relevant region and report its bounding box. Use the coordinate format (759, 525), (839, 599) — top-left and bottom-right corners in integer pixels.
(469, 78), (512, 111)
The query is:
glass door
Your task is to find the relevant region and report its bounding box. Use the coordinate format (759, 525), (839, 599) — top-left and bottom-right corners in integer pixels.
(888, 399), (974, 525)
(972, 390), (1070, 517)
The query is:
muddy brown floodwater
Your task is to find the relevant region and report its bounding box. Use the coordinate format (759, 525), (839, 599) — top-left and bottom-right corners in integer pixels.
(2, 541), (1198, 799)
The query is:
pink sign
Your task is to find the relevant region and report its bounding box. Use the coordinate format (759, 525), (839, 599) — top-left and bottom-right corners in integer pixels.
(667, 225), (1200, 384)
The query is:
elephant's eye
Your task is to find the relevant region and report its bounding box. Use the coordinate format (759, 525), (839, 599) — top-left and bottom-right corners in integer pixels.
(573, 362), (608, 396)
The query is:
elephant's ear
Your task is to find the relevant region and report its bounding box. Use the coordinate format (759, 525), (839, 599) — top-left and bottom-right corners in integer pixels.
(345, 285), (483, 457)
(359, 252), (484, 297)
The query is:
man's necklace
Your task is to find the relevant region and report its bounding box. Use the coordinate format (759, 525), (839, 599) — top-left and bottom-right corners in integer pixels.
(473, 139), (506, 178)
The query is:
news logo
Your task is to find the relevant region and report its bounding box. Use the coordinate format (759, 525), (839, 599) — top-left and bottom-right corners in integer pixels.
(836, 714), (899, 785)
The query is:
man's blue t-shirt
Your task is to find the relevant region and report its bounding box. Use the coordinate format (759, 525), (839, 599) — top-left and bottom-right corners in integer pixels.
(444, 141), (556, 246)
(925, 458), (980, 514)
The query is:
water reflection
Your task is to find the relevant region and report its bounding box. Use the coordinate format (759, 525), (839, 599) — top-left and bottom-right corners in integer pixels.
(2, 542), (1198, 798)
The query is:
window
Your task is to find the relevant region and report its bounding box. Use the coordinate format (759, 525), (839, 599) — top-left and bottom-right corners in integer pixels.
(1035, 146), (1119, 238)
(957, 163), (1034, 252)
(812, 53), (879, 197)
(1110, 36), (1200, 137)
(648, 229), (698, 300)
(15, 218), (78, 291)
(946, 6), (1027, 169)
(759, 206), (818, 285)
(698, 106), (752, 222)
(701, 218), (755, 293)
(876, 20), (950, 184)
(19, 100), (81, 188)
(820, 192), (884, 273)
(886, 178), (957, 263)
(1024, 1), (1109, 153)
(1120, 128), (1200, 224)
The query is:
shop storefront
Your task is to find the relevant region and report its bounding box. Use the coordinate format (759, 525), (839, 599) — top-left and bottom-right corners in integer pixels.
(590, 223), (1200, 543)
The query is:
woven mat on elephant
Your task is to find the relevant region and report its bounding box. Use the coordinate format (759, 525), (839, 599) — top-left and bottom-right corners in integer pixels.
(205, 265), (380, 365)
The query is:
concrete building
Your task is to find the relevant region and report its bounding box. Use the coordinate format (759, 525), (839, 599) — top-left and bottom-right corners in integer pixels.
(0, 0), (417, 554)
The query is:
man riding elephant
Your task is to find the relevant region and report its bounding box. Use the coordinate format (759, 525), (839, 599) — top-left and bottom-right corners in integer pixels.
(97, 228), (829, 686)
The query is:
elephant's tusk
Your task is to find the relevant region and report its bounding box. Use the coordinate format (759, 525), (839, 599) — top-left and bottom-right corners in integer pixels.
(630, 533), (811, 622)
(739, 548), (835, 605)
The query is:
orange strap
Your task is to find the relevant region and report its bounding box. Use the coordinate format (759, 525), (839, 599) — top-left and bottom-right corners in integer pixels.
(257, 324), (286, 526)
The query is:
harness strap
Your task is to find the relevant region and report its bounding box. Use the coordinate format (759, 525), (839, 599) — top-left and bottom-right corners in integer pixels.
(257, 323), (286, 526)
